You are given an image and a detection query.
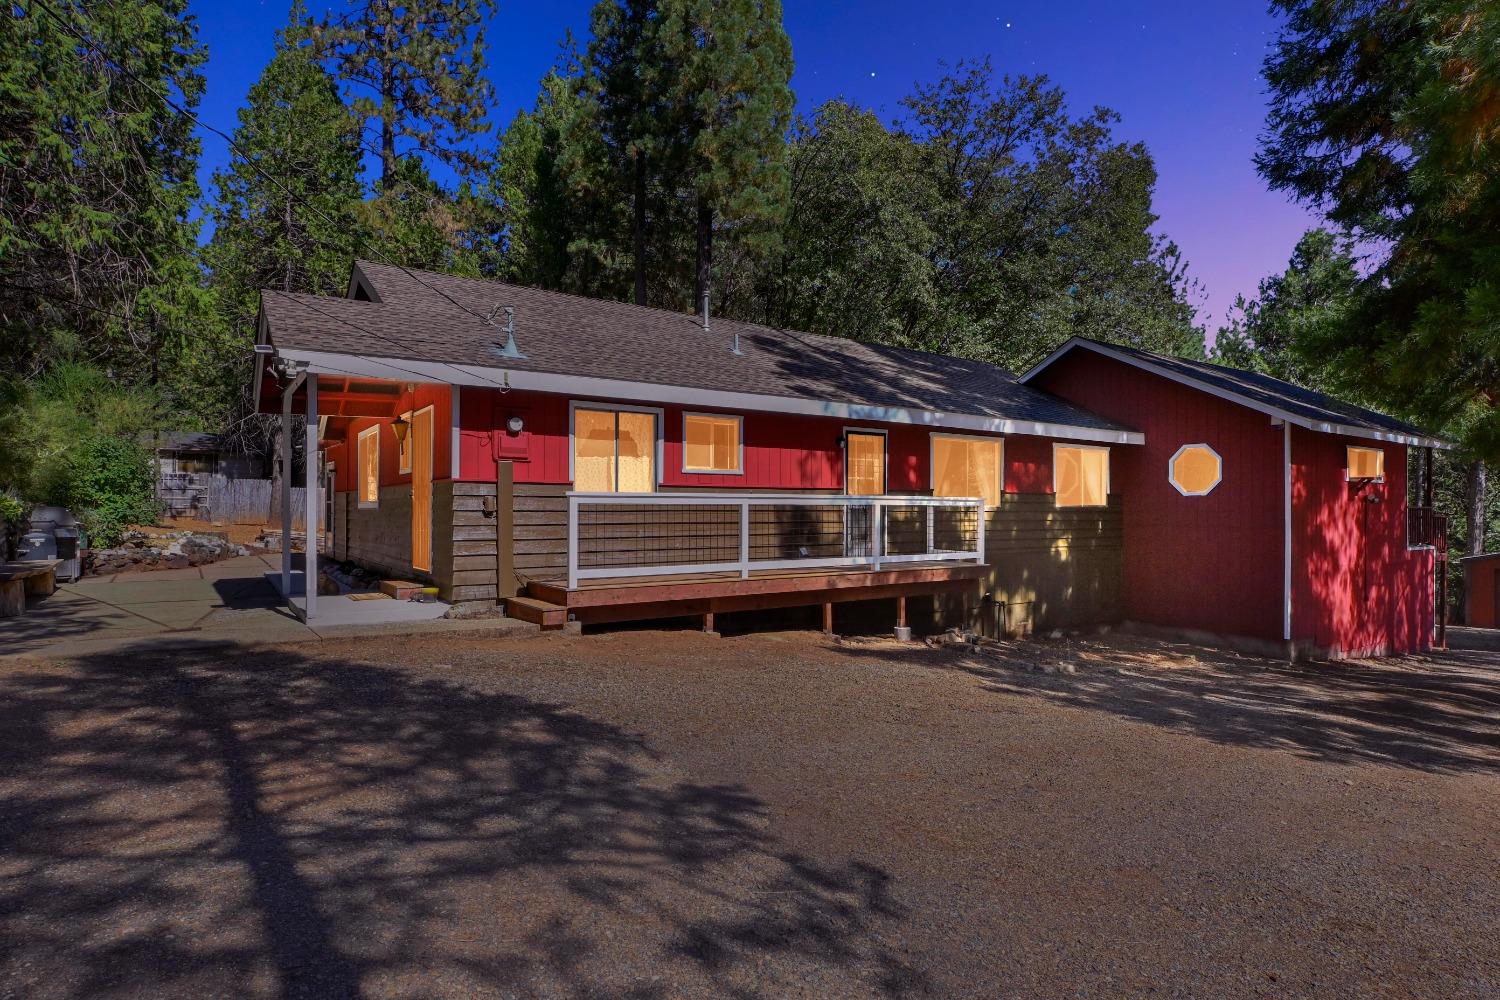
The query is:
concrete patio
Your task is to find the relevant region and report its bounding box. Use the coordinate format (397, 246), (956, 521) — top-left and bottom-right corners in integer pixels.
(0, 552), (534, 659)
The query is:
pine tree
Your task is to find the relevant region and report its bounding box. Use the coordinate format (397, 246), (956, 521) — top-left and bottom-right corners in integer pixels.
(315, 0), (496, 190)
(654, 0), (794, 309)
(0, 0), (209, 383)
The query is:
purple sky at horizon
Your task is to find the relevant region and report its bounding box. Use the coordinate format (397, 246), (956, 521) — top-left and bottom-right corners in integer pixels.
(196, 1), (1318, 337)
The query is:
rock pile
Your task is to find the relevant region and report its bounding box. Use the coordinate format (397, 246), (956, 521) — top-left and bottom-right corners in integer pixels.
(85, 529), (250, 575)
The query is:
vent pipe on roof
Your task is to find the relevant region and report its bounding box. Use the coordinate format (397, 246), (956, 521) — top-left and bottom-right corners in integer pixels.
(701, 291), (711, 332)
(701, 288), (743, 356)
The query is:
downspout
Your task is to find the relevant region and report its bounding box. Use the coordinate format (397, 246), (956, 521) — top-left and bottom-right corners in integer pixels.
(1283, 421), (1293, 647)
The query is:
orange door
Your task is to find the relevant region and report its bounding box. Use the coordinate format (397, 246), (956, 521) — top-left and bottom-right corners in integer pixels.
(411, 406), (434, 572)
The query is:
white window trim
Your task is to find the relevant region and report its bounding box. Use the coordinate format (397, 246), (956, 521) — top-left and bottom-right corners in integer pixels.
(1168, 442), (1223, 497)
(568, 400), (665, 492)
(681, 411), (745, 475)
(843, 427), (888, 495)
(357, 424), (380, 509)
(1053, 443), (1111, 508)
(929, 432), (1004, 507)
(1346, 445), (1386, 483)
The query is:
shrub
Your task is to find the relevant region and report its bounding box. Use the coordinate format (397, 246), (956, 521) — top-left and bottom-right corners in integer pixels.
(49, 435), (159, 547)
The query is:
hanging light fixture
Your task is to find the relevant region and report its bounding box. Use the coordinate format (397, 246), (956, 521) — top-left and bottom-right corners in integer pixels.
(390, 382), (415, 443)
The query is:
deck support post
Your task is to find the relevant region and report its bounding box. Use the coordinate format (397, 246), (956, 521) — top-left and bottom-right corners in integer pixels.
(894, 594), (912, 642)
(303, 374), (318, 621)
(821, 601), (834, 636)
(702, 610), (716, 635)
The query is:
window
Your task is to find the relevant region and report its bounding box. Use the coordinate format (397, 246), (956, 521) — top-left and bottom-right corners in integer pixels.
(1169, 443), (1222, 496)
(1347, 446), (1385, 481)
(397, 410), (413, 473)
(572, 405), (658, 492)
(357, 425), (380, 507)
(683, 413), (743, 473)
(1054, 444), (1109, 507)
(931, 434), (1003, 507)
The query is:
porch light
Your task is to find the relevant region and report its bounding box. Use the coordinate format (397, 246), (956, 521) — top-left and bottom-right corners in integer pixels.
(506, 414), (525, 435)
(390, 416), (410, 444)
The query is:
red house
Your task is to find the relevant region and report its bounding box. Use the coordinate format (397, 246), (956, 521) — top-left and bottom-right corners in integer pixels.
(252, 262), (1446, 657)
(1023, 338), (1449, 657)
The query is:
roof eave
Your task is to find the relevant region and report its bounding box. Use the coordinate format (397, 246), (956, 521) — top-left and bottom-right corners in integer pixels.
(1020, 337), (1452, 450)
(275, 347), (1145, 445)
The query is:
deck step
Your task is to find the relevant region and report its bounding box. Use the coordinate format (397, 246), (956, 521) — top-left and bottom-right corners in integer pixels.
(506, 596), (569, 629)
(379, 579), (427, 600)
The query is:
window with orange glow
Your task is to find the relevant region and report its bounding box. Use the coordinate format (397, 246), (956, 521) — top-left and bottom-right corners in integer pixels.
(931, 434), (1002, 507)
(1169, 443), (1222, 496)
(357, 425), (380, 507)
(1054, 445), (1109, 507)
(1347, 446), (1384, 480)
(683, 413), (742, 473)
(572, 406), (657, 493)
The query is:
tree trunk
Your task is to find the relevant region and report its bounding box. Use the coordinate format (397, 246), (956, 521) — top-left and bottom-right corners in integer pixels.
(1466, 459), (1488, 557)
(269, 429), (284, 522)
(633, 151), (647, 306)
(695, 197), (713, 312)
(379, 0), (396, 191)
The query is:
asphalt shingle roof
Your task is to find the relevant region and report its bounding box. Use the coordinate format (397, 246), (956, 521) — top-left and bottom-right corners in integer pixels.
(259, 261), (1135, 435)
(1059, 338), (1442, 444)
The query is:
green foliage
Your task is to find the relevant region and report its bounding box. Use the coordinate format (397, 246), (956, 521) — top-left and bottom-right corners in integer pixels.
(202, 3), (367, 423)
(1260, 0), (1500, 464)
(0, 1), (212, 386)
(314, 0), (496, 189)
(1211, 230), (1362, 391)
(49, 436), (158, 547)
(359, 156), (496, 276)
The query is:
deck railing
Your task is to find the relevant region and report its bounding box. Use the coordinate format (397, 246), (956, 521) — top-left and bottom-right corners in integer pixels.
(1407, 505), (1448, 551)
(565, 493), (986, 589)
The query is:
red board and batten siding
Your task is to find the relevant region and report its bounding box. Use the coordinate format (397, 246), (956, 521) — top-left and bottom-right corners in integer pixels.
(1033, 348), (1433, 655)
(455, 386), (1066, 495)
(1291, 427), (1433, 655)
(1031, 349), (1286, 641)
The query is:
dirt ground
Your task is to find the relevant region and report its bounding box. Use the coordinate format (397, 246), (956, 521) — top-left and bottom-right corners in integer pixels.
(1, 628), (1497, 999)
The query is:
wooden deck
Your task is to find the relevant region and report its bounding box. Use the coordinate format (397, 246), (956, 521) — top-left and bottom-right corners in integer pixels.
(522, 561), (988, 626)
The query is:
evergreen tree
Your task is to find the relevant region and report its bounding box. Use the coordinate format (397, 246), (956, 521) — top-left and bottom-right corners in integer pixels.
(1211, 229), (1361, 391)
(654, 0), (794, 309)
(0, 0), (209, 384)
(315, 0), (496, 189)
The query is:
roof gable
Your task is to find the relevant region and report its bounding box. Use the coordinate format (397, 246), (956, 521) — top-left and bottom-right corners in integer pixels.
(1020, 337), (1448, 449)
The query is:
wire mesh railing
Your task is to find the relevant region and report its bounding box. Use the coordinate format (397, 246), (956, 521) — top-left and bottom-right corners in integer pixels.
(566, 493), (985, 588)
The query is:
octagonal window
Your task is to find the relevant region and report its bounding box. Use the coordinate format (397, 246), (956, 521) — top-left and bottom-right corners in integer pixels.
(1169, 443), (1222, 496)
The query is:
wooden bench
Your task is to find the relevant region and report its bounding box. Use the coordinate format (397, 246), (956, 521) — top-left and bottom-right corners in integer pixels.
(0, 559), (62, 617)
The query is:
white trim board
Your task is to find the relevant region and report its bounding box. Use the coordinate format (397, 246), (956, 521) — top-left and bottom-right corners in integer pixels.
(273, 347), (1145, 446)
(1019, 337), (1450, 450)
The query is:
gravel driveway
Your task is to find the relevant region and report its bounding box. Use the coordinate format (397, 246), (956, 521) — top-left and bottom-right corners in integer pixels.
(1, 630), (1497, 999)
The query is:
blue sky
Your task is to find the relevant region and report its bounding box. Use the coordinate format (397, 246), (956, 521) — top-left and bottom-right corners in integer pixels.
(194, 0), (1315, 333)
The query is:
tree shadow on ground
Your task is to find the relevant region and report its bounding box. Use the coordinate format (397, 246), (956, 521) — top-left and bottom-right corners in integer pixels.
(832, 635), (1500, 775)
(0, 642), (920, 999)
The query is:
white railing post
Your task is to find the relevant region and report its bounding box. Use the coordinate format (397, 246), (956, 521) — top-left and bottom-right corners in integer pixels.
(871, 498), (883, 572)
(740, 500), (752, 578)
(926, 504), (935, 556)
(567, 495), (579, 590)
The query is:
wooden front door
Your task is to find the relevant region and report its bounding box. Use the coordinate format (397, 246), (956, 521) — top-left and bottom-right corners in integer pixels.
(845, 431), (886, 495)
(411, 406), (434, 573)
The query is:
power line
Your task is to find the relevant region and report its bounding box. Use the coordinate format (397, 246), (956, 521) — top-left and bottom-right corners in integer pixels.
(25, 0), (516, 393)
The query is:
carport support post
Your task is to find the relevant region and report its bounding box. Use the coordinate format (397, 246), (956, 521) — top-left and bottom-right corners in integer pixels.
(303, 375), (318, 620)
(279, 370), (303, 603)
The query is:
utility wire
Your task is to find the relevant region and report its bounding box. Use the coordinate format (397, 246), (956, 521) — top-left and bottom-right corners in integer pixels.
(26, 0), (516, 393)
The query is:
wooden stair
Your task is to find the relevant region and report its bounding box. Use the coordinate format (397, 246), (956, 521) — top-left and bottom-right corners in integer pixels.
(505, 595), (569, 630)
(379, 579), (428, 600)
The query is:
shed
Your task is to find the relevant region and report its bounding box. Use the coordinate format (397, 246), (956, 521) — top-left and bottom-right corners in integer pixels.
(1462, 553), (1500, 629)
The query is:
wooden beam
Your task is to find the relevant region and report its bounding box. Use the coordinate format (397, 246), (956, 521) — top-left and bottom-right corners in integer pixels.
(896, 594), (907, 628)
(495, 461), (516, 603)
(822, 602), (833, 635)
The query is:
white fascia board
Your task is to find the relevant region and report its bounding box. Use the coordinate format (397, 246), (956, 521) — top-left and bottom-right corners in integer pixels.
(275, 348), (1146, 446)
(1020, 338), (1450, 450)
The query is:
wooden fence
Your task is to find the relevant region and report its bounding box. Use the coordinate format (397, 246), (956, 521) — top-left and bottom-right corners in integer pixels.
(197, 477), (308, 530)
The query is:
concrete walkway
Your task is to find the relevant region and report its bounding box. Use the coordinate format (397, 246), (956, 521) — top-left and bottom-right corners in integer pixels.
(0, 553), (534, 659)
